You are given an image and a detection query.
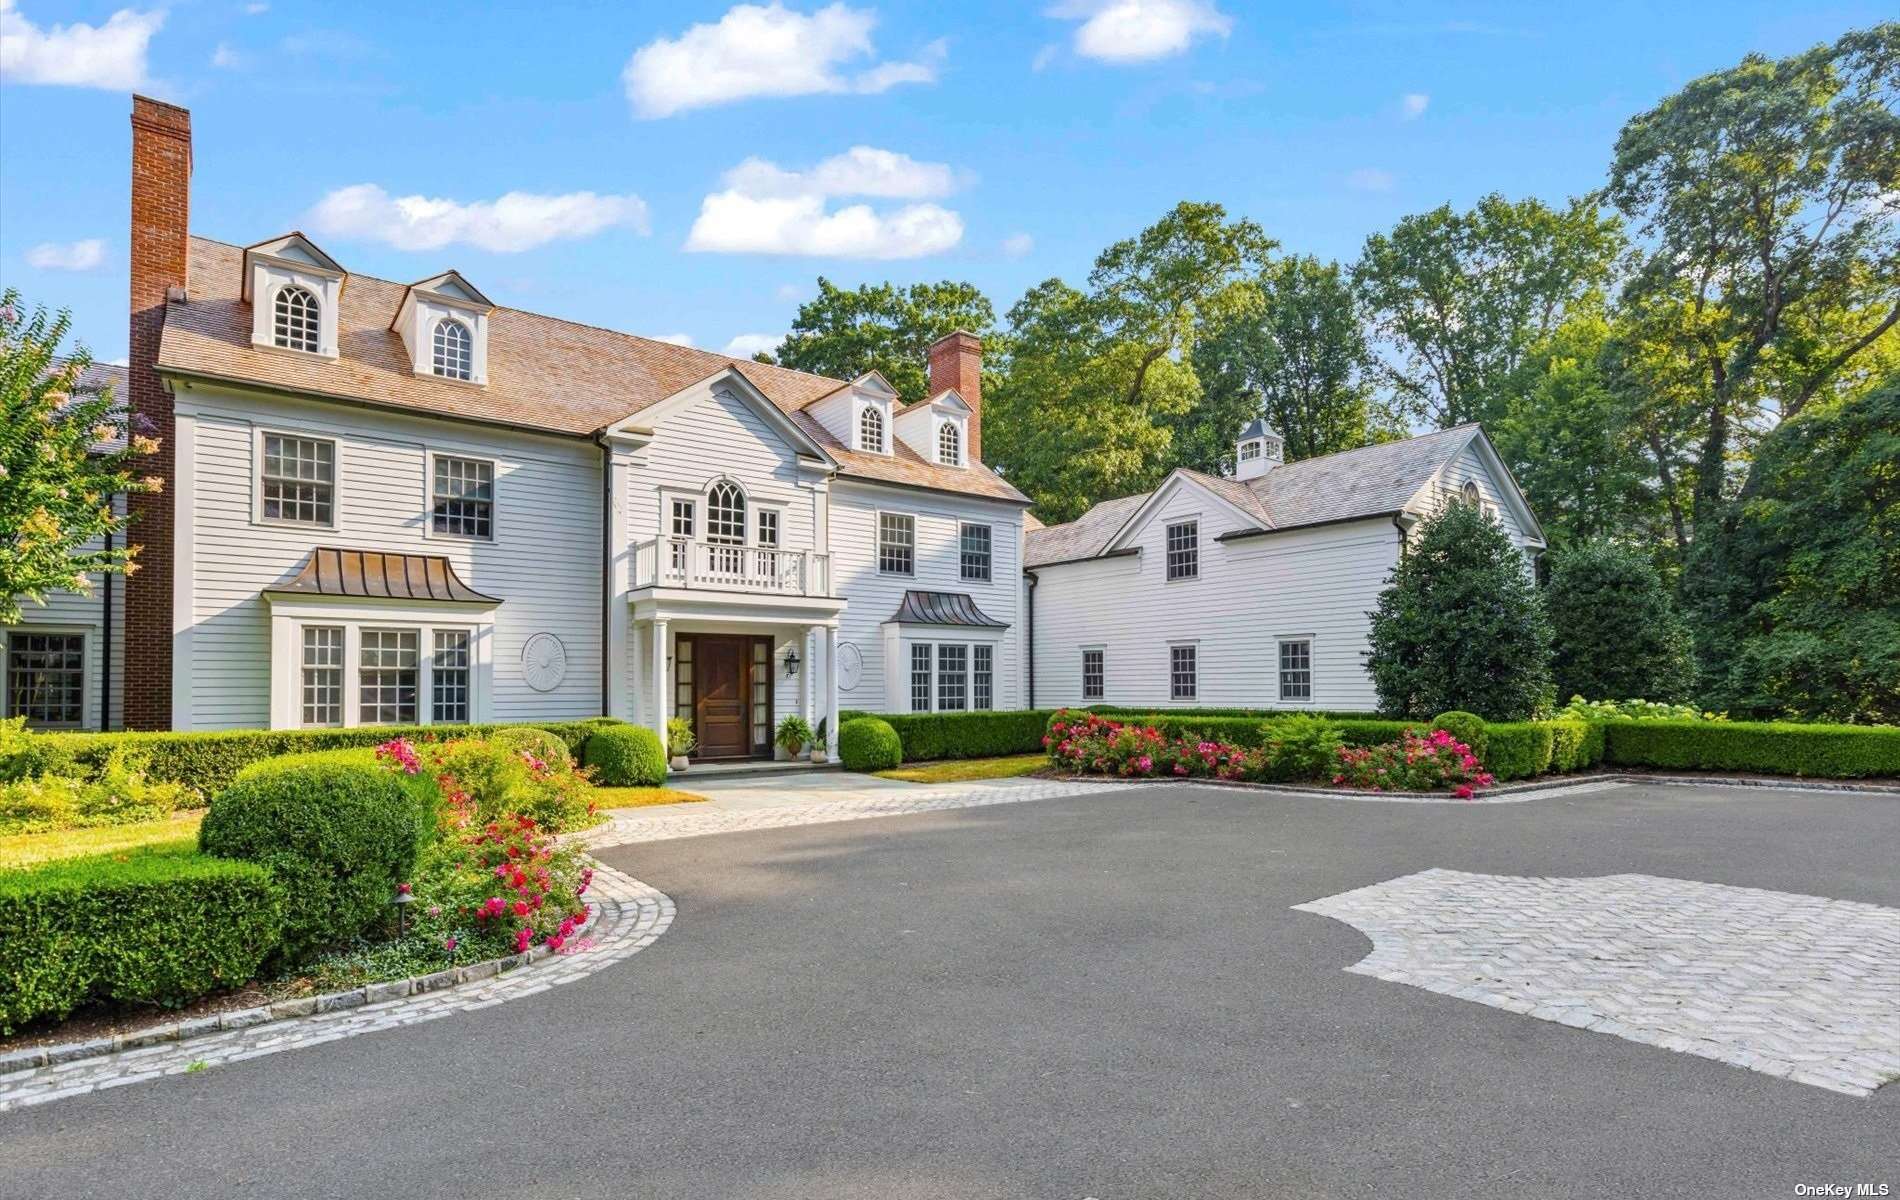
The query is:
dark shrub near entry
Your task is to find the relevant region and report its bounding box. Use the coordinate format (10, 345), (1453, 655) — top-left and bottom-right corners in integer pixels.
(582, 725), (668, 787)
(838, 719), (903, 772)
(199, 751), (430, 965)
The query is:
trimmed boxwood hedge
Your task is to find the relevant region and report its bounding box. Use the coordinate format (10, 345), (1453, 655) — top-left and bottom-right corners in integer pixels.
(839, 710), (1058, 761)
(837, 718), (903, 772)
(7, 718), (627, 795)
(199, 751), (432, 965)
(582, 724), (668, 786)
(0, 845), (283, 1033)
(1603, 720), (1900, 778)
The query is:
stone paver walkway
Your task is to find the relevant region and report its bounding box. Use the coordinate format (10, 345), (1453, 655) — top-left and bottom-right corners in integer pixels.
(1295, 868), (1900, 1096)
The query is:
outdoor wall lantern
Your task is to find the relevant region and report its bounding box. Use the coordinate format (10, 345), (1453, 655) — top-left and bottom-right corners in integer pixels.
(784, 647), (801, 678)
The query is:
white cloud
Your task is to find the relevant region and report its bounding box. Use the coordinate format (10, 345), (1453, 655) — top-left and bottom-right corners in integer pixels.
(775, 282), (807, 302)
(0, 0), (163, 89)
(723, 333), (783, 358)
(649, 332), (695, 347)
(1048, 0), (1230, 64)
(1400, 92), (1429, 119)
(308, 184), (650, 253)
(687, 147), (965, 260)
(243, 2), (268, 12)
(1002, 232), (1035, 258)
(210, 41), (243, 69)
(26, 238), (106, 270)
(622, 3), (943, 119)
(1347, 167), (1394, 192)
(1031, 43), (1059, 71)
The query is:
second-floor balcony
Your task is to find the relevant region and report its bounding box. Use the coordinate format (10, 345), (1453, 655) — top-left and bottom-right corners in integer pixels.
(634, 537), (832, 597)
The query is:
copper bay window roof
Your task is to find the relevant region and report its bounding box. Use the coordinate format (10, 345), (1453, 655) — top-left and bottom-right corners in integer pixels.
(885, 590), (1007, 627)
(265, 548), (500, 604)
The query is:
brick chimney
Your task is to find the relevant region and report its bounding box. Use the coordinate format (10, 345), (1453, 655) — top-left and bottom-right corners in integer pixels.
(125, 95), (191, 730)
(927, 330), (982, 462)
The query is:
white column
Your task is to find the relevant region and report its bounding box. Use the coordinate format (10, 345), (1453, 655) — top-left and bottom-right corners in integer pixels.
(823, 626), (839, 752)
(651, 619), (669, 745)
(804, 627), (817, 722)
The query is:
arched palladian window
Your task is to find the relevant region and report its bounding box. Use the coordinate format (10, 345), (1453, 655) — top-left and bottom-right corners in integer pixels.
(1462, 480), (1482, 507)
(859, 405), (885, 453)
(707, 480), (747, 545)
(273, 285), (321, 353)
(432, 318), (473, 380)
(938, 420), (961, 466)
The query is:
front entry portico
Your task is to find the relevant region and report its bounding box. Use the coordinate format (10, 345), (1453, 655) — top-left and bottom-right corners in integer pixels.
(679, 633), (772, 760)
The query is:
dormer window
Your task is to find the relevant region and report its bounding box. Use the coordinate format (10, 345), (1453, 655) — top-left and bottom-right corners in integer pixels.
(432, 318), (473, 381)
(938, 421), (961, 466)
(860, 405), (886, 453)
(273, 286), (322, 353)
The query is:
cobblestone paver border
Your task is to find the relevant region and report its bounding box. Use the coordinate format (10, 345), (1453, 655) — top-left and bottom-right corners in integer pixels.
(1294, 868), (1900, 1097)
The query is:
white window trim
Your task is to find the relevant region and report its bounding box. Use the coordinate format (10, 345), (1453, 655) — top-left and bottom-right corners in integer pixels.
(754, 502), (787, 547)
(431, 316), (475, 381)
(876, 508), (917, 577)
(266, 599), (495, 730)
(856, 399), (891, 455)
(1167, 638), (1199, 702)
(958, 520), (993, 582)
(703, 476), (751, 546)
(936, 417), (965, 467)
(1, 626), (90, 730)
(422, 449), (499, 542)
(1164, 516), (1201, 583)
(1275, 634), (1316, 705)
(1080, 643), (1106, 702)
(252, 426), (340, 531)
(885, 630), (1005, 712)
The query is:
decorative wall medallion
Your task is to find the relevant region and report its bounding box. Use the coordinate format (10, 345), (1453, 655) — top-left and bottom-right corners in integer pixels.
(837, 642), (863, 691)
(521, 633), (567, 692)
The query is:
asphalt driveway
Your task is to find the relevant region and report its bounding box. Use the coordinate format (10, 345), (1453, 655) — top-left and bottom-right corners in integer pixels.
(3, 780), (1896, 1199)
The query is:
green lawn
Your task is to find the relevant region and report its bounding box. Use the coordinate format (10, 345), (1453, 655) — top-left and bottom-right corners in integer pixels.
(592, 786), (708, 809)
(875, 754), (1050, 784)
(0, 811), (206, 870)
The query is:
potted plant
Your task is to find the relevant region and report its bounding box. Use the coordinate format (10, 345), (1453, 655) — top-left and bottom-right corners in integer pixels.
(775, 715), (813, 762)
(666, 716), (696, 772)
(810, 716), (829, 764)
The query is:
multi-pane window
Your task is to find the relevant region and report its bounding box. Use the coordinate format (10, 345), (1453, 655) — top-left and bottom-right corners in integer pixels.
(937, 643), (968, 711)
(757, 509), (780, 548)
(1239, 440), (1261, 462)
(972, 644), (993, 710)
(959, 522), (992, 581)
(669, 498), (695, 572)
(1165, 520), (1199, 581)
(879, 512), (915, 575)
(707, 482), (746, 574)
(432, 318), (473, 380)
(673, 637), (694, 724)
(433, 630), (471, 723)
(1082, 648), (1104, 701)
(359, 629), (418, 725)
(1170, 644), (1197, 701)
(859, 405), (886, 453)
(910, 643), (932, 712)
(938, 421), (960, 465)
(5, 633), (83, 726)
(1278, 639), (1312, 702)
(261, 434), (334, 525)
(300, 626), (343, 727)
(273, 285), (320, 352)
(431, 455), (493, 539)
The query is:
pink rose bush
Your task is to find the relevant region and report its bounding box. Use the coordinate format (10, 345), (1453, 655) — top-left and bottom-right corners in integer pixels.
(1331, 728), (1495, 797)
(1044, 711), (1262, 781)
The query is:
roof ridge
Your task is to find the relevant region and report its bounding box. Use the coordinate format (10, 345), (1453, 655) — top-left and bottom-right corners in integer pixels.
(1241, 423), (1478, 489)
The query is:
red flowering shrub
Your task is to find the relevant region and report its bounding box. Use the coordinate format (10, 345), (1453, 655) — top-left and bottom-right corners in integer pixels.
(1044, 711), (1262, 781)
(406, 813), (592, 960)
(1331, 728), (1496, 797)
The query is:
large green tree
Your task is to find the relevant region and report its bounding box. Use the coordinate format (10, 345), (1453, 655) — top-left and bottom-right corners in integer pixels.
(1364, 501), (1555, 721)
(986, 202), (1275, 521)
(768, 278), (996, 402)
(0, 291), (160, 624)
(1185, 256), (1371, 474)
(1691, 378), (1900, 723)
(1544, 540), (1696, 703)
(1353, 193), (1623, 429)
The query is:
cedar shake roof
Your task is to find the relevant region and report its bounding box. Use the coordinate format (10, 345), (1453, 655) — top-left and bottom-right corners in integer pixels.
(158, 237), (1024, 504)
(1026, 425), (1487, 567)
(885, 590), (1007, 627)
(265, 547), (500, 604)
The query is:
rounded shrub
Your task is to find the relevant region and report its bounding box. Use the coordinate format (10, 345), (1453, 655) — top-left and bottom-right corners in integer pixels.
(488, 726), (572, 771)
(838, 718), (902, 772)
(198, 751), (431, 964)
(582, 725), (667, 786)
(1429, 711), (1488, 761)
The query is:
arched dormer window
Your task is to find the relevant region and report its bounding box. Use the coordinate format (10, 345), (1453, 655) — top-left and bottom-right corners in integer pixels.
(273, 285), (321, 353)
(432, 318), (472, 381)
(1462, 480), (1482, 507)
(859, 405), (885, 453)
(707, 480), (747, 545)
(938, 420), (961, 466)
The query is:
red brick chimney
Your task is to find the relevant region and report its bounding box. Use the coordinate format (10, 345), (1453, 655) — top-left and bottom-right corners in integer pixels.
(927, 330), (982, 462)
(125, 95), (191, 730)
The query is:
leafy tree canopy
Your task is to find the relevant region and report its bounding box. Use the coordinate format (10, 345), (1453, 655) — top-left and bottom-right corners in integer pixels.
(1365, 500), (1555, 722)
(768, 278), (996, 402)
(1545, 539), (1696, 704)
(0, 291), (160, 625)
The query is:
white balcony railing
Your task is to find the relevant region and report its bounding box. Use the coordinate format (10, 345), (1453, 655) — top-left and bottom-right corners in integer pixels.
(634, 537), (831, 597)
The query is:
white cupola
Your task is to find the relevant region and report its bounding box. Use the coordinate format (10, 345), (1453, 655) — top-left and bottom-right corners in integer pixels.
(391, 270), (494, 385)
(1235, 417), (1284, 482)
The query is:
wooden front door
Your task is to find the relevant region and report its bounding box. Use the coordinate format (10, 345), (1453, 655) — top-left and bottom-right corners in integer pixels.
(694, 636), (750, 759)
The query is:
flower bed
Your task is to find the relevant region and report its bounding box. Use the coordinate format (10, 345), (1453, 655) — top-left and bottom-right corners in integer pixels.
(1331, 729), (1495, 797)
(1046, 712), (1263, 782)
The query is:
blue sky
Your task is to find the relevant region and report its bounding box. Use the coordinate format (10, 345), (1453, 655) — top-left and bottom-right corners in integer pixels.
(1, 0), (1888, 365)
